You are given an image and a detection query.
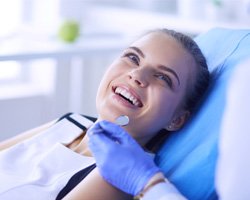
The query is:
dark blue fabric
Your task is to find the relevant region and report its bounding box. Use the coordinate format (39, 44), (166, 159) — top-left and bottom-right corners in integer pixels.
(56, 164), (96, 200)
(155, 28), (250, 200)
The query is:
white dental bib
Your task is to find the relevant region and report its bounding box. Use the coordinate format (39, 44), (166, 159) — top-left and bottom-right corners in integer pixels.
(0, 113), (95, 200)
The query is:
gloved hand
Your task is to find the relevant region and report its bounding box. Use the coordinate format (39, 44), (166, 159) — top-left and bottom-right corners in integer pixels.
(87, 120), (160, 196)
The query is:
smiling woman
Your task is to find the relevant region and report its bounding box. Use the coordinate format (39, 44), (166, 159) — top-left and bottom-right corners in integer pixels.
(0, 28), (209, 200)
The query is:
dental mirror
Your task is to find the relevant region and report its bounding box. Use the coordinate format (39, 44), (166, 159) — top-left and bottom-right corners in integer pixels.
(115, 115), (129, 126)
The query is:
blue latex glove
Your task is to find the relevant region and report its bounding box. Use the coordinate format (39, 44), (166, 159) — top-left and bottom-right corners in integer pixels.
(87, 120), (160, 196)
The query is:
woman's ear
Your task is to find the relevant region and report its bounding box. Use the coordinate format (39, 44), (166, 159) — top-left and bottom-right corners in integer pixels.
(166, 111), (190, 131)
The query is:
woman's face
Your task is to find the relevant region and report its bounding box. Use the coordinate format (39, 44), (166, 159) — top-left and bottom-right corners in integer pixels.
(96, 32), (196, 145)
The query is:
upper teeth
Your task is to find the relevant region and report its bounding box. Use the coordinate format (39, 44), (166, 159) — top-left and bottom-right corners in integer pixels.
(115, 87), (141, 107)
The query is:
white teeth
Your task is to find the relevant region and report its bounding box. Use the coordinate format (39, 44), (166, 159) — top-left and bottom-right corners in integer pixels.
(115, 87), (140, 106)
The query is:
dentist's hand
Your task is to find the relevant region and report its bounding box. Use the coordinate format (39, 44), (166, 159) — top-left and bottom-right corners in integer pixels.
(87, 120), (160, 196)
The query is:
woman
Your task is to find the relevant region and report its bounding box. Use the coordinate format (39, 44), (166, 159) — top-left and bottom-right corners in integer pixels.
(0, 29), (209, 200)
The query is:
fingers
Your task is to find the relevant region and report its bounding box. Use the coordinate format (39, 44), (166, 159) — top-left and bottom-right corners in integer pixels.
(87, 121), (103, 135)
(87, 122), (121, 144)
(87, 120), (139, 147)
(99, 121), (137, 145)
(99, 120), (124, 136)
(88, 131), (116, 151)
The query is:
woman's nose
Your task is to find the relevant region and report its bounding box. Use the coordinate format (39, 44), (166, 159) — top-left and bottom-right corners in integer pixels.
(128, 68), (149, 87)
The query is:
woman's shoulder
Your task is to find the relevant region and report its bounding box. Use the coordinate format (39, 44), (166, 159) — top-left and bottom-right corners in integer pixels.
(0, 113), (96, 151)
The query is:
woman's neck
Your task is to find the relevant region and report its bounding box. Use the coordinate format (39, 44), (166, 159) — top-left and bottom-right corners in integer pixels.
(67, 132), (93, 157)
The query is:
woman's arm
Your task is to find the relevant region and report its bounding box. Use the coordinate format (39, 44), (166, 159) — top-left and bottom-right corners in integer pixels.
(63, 168), (132, 200)
(0, 119), (57, 151)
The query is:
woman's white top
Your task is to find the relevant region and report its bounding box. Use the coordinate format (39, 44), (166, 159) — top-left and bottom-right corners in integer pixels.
(0, 113), (95, 200)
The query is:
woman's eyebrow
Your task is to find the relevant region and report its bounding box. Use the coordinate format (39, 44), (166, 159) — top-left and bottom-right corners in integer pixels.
(128, 46), (145, 58)
(159, 65), (180, 86)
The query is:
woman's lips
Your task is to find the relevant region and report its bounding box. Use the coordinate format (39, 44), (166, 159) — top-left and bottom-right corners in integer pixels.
(112, 85), (143, 108)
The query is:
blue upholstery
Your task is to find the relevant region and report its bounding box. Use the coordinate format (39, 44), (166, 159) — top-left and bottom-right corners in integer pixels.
(155, 28), (250, 200)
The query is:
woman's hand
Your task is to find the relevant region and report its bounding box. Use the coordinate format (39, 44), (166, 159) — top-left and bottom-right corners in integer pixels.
(87, 121), (160, 196)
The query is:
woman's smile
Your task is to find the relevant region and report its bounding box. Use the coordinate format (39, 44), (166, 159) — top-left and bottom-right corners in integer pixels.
(112, 85), (143, 108)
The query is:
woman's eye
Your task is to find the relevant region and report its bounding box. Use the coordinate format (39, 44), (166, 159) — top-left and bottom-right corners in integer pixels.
(124, 53), (140, 65)
(155, 74), (173, 88)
